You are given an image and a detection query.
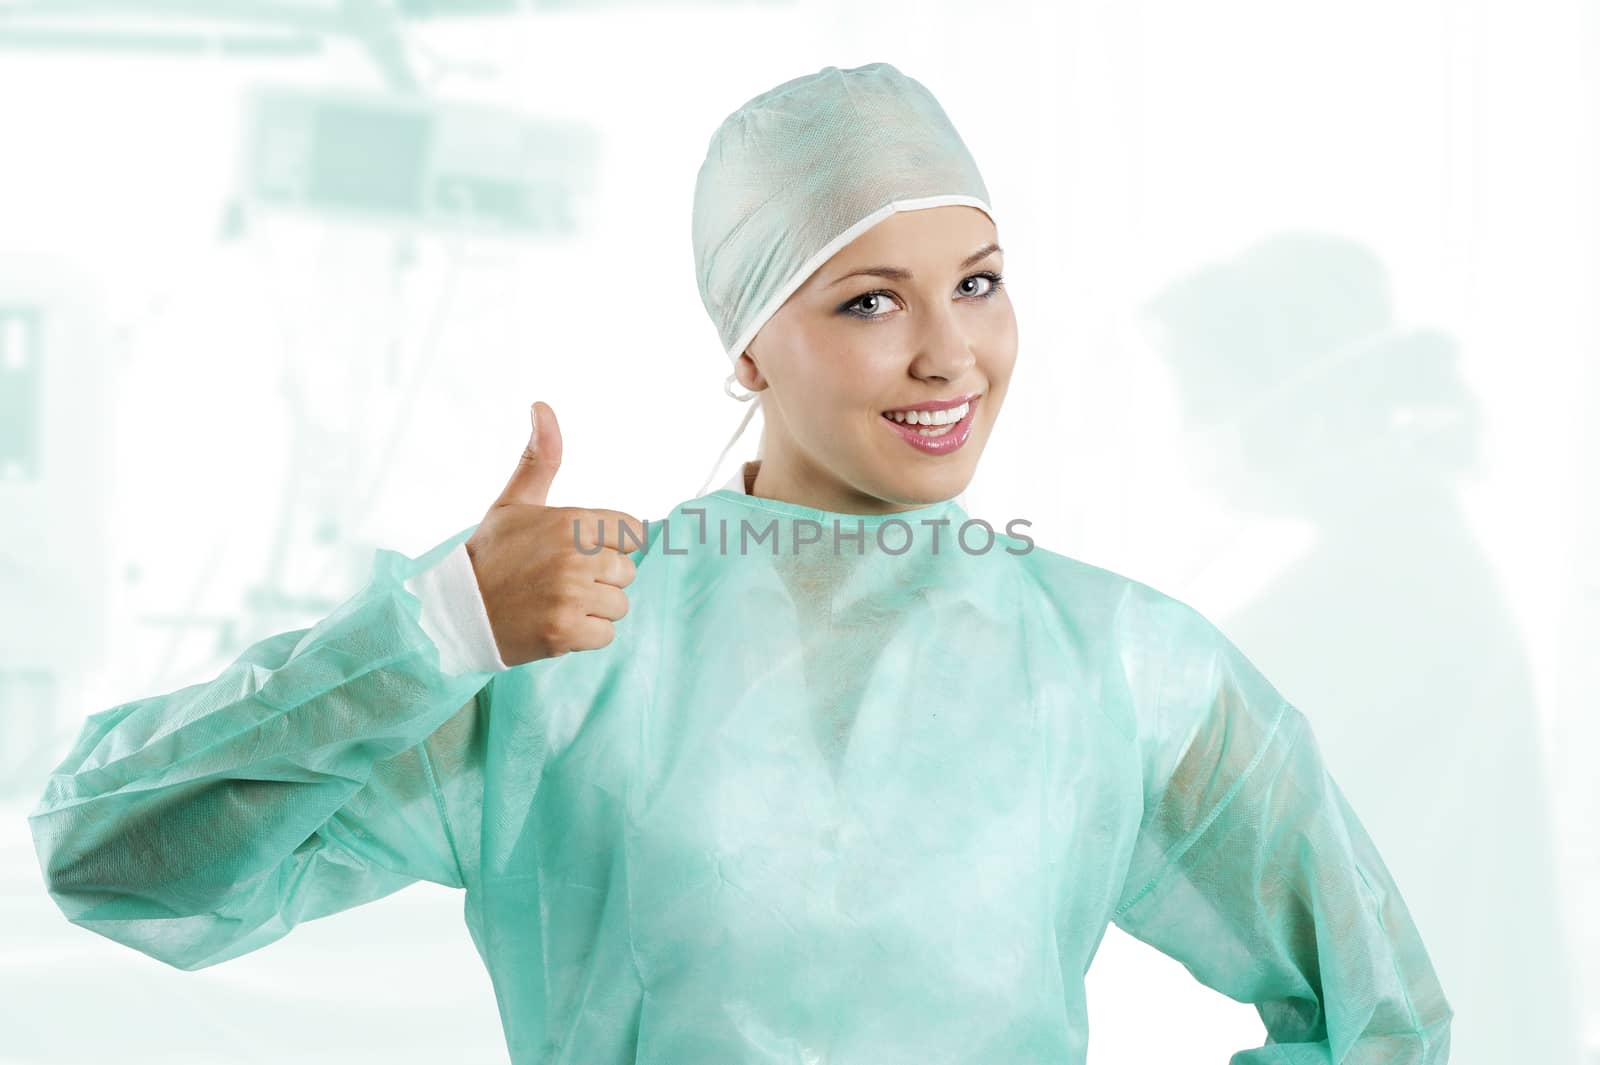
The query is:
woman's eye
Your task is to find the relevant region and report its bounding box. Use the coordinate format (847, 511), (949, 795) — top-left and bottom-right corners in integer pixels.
(850, 292), (894, 318)
(842, 272), (1004, 320)
(957, 273), (999, 298)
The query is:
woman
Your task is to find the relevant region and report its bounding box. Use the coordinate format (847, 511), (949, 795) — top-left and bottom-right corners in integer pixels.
(29, 63), (1452, 1063)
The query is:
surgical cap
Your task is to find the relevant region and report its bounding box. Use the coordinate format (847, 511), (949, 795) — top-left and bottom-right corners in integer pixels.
(692, 62), (996, 366)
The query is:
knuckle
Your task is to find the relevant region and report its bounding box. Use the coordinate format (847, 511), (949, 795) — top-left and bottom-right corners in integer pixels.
(561, 514), (597, 550)
(537, 506), (573, 535)
(538, 616), (568, 650)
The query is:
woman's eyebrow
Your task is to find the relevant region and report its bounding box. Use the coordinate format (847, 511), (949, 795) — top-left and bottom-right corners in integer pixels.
(827, 242), (1002, 287)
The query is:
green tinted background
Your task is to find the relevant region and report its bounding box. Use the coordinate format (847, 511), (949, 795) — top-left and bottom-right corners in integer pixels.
(0, 1), (1594, 1063)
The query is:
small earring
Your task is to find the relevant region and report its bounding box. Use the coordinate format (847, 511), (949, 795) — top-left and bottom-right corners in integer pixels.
(723, 370), (757, 402)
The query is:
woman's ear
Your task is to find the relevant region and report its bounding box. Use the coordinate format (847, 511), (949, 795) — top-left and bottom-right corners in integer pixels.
(734, 350), (768, 393)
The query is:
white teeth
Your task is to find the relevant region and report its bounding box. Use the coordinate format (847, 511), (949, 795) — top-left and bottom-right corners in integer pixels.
(887, 401), (969, 426)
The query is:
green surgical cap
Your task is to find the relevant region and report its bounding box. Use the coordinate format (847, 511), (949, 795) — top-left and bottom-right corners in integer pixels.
(692, 62), (996, 366)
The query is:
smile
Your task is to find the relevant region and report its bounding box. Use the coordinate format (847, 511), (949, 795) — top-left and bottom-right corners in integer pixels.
(882, 400), (969, 427)
(879, 395), (980, 454)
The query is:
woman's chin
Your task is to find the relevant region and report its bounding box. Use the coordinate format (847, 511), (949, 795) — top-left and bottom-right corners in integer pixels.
(871, 459), (977, 506)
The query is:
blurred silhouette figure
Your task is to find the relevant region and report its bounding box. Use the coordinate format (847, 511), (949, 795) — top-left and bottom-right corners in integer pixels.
(1142, 231), (1583, 1065)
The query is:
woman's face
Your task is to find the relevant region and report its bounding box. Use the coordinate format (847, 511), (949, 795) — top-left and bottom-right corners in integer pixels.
(734, 204), (1017, 514)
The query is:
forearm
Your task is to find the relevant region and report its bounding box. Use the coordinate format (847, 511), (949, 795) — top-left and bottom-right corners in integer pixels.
(28, 535), (493, 969)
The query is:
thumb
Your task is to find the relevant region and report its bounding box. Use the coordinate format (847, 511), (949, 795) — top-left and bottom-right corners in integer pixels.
(494, 401), (563, 508)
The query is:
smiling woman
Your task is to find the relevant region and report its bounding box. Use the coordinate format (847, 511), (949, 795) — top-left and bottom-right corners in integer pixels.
(689, 61), (1000, 503)
(29, 60), (1453, 1065)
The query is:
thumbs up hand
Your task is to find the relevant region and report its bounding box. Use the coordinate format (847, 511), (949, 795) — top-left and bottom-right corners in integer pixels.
(465, 402), (647, 667)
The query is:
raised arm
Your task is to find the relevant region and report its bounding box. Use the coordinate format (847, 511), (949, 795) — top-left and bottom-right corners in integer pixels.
(1111, 588), (1452, 1064)
(27, 526), (494, 971)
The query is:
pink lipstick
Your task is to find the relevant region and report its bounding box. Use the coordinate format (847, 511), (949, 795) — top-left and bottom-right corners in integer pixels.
(880, 395), (979, 455)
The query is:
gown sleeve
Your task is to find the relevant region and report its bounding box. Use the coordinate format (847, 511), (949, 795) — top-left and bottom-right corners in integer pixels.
(1110, 586), (1453, 1064)
(26, 525), (495, 972)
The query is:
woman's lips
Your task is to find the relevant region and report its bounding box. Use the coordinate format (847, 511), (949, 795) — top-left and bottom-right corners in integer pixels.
(880, 392), (981, 415)
(880, 396), (978, 455)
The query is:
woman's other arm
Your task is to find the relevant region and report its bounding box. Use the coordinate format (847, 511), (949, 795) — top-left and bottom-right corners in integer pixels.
(1111, 587), (1452, 1064)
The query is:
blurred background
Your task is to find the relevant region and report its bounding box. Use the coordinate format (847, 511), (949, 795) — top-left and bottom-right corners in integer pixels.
(0, 0), (1594, 1062)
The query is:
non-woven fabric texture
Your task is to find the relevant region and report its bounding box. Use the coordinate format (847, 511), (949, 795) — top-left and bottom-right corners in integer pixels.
(30, 487), (1452, 1064)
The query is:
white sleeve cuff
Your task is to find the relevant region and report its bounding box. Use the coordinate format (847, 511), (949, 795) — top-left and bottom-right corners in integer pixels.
(403, 541), (510, 676)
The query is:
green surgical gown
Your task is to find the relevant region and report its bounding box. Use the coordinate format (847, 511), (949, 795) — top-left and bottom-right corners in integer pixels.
(28, 488), (1452, 1064)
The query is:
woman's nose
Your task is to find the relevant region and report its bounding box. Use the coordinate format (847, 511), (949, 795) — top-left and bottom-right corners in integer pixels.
(910, 333), (978, 381)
